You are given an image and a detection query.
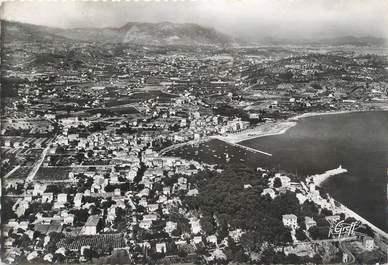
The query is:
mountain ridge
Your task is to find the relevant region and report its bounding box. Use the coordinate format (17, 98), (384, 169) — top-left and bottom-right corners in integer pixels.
(2, 20), (235, 47)
(2, 20), (386, 47)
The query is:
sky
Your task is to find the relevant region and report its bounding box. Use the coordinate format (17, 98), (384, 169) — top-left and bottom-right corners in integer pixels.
(1, 0), (388, 40)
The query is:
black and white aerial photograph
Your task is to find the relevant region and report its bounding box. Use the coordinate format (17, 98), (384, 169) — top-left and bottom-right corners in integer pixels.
(0, 0), (388, 264)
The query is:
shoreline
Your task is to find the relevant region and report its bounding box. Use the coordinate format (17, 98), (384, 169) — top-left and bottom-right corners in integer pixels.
(210, 121), (297, 144)
(338, 202), (388, 240)
(214, 110), (362, 144)
(170, 110), (388, 238)
(288, 109), (364, 121)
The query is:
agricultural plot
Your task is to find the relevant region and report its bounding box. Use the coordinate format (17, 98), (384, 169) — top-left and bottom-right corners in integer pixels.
(46, 154), (76, 166)
(35, 167), (72, 181)
(57, 234), (127, 250)
(6, 166), (32, 180)
(87, 107), (139, 116)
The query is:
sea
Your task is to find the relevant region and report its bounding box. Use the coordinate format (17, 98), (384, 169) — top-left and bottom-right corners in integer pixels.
(167, 111), (388, 232)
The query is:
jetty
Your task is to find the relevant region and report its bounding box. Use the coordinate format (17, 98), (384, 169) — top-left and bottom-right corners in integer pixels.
(310, 165), (348, 186)
(217, 140), (272, 157)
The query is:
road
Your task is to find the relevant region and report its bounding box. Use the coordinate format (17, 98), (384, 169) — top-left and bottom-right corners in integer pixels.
(3, 165), (21, 179)
(339, 241), (355, 264)
(44, 165), (114, 168)
(25, 140), (52, 184)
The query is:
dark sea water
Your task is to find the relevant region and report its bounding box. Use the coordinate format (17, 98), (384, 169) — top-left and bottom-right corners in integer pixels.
(168, 111), (388, 231)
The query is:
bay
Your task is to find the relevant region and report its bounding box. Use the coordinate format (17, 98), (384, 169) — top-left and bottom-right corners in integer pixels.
(168, 111), (388, 231)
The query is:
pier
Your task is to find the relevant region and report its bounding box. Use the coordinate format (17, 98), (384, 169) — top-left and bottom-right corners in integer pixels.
(214, 138), (272, 157)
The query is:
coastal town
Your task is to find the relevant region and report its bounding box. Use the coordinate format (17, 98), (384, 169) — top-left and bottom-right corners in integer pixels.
(1, 15), (388, 265)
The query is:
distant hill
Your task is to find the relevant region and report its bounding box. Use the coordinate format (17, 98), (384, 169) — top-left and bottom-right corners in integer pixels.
(2, 20), (385, 47)
(2, 20), (70, 43)
(255, 36), (387, 47)
(118, 21), (233, 46)
(2, 20), (235, 47)
(319, 36), (387, 46)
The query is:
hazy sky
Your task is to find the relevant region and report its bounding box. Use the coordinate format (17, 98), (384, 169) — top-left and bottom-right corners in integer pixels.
(2, 0), (388, 40)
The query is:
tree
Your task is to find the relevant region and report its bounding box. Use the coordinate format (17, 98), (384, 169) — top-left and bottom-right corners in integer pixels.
(321, 208), (333, 216)
(46, 241), (57, 254)
(271, 191), (300, 218)
(357, 225), (374, 237)
(301, 200), (319, 217)
(311, 254), (323, 264)
(18, 234), (32, 249)
(177, 249), (188, 258)
(295, 228), (307, 241)
(339, 213), (346, 220)
(224, 237), (247, 262)
(286, 254), (300, 264)
(240, 232), (257, 251)
(83, 248), (97, 260)
(261, 248), (276, 264)
(53, 253), (65, 263)
(316, 217), (329, 226)
(70, 209), (89, 224)
(171, 229), (181, 237)
(278, 229), (293, 244)
(308, 226), (329, 240)
(200, 215), (216, 235)
(273, 177), (282, 188)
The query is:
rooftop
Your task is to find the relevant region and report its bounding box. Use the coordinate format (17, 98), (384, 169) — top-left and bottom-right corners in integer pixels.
(85, 215), (100, 227)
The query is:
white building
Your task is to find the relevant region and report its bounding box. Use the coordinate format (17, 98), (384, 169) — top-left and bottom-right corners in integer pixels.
(74, 193), (83, 208)
(156, 242), (167, 253)
(165, 221), (177, 234)
(282, 214), (298, 229)
(325, 215), (340, 224)
(139, 220), (152, 230)
(304, 216), (316, 230)
(261, 188), (276, 199)
(42, 193), (54, 203)
(81, 215), (100, 235)
(147, 204), (159, 212)
(57, 193), (68, 204)
(189, 218), (201, 234)
(363, 237), (374, 250)
(143, 214), (157, 221)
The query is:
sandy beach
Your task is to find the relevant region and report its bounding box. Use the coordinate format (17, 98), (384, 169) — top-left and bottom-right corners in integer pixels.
(338, 202), (388, 240)
(211, 121), (297, 143)
(288, 110), (363, 121)
(211, 110), (361, 144)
